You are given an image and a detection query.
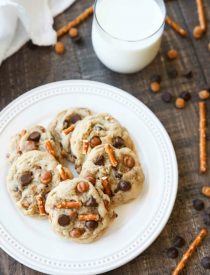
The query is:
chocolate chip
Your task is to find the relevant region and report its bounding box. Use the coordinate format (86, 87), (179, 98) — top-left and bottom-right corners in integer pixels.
(85, 196), (98, 207)
(70, 114), (81, 124)
(150, 74), (162, 84)
(167, 69), (178, 79)
(118, 180), (131, 191)
(85, 220), (98, 230)
(58, 214), (70, 227)
(20, 172), (33, 187)
(182, 70), (193, 79)
(90, 136), (101, 148)
(203, 207), (210, 225)
(201, 257), (210, 269)
(173, 236), (185, 248)
(180, 91), (191, 102)
(94, 155), (104, 166)
(63, 119), (69, 129)
(112, 137), (124, 148)
(28, 131), (41, 142)
(113, 167), (122, 179)
(193, 199), (204, 211)
(161, 92), (172, 103)
(166, 247), (178, 259)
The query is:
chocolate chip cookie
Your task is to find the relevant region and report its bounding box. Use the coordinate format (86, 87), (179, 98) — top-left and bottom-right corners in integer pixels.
(45, 178), (116, 243)
(80, 144), (144, 206)
(7, 151), (73, 216)
(8, 125), (63, 163)
(48, 108), (92, 161)
(71, 113), (135, 172)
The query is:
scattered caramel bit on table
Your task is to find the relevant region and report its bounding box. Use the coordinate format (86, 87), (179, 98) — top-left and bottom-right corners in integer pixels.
(167, 49), (178, 60)
(201, 186), (210, 198)
(198, 90), (210, 100)
(82, 139), (89, 154)
(56, 201), (82, 209)
(78, 214), (99, 221)
(36, 195), (47, 216)
(199, 102), (207, 173)
(105, 144), (118, 167)
(57, 6), (94, 38)
(193, 0), (206, 39)
(165, 16), (187, 37)
(150, 82), (160, 93)
(172, 228), (208, 275)
(102, 176), (112, 196)
(69, 28), (79, 39)
(63, 124), (75, 135)
(54, 41), (65, 54)
(175, 98), (185, 109)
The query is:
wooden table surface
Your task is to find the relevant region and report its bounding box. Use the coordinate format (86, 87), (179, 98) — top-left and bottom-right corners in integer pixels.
(0, 0), (210, 274)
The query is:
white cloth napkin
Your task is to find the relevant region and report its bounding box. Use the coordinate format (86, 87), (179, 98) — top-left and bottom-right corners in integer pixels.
(0, 0), (76, 64)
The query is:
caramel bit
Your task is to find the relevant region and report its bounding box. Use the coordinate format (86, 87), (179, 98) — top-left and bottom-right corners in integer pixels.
(63, 124), (75, 135)
(167, 49), (178, 60)
(201, 186), (210, 198)
(54, 42), (65, 54)
(78, 214), (99, 221)
(82, 139), (89, 154)
(56, 201), (82, 209)
(165, 16), (187, 37)
(175, 98), (185, 109)
(76, 181), (89, 193)
(40, 170), (52, 184)
(105, 144), (118, 167)
(199, 102), (207, 173)
(150, 82), (160, 93)
(69, 28), (79, 38)
(70, 228), (84, 238)
(57, 6), (94, 38)
(36, 195), (47, 216)
(123, 155), (135, 169)
(84, 174), (96, 185)
(90, 136), (101, 148)
(172, 228), (208, 275)
(198, 90), (210, 100)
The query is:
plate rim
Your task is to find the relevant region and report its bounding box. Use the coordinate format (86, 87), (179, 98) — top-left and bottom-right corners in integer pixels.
(0, 80), (178, 275)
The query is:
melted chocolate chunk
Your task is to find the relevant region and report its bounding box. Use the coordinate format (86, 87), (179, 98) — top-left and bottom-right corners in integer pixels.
(172, 236), (185, 248)
(28, 131), (41, 142)
(113, 167), (122, 179)
(85, 196), (98, 207)
(58, 214), (70, 227)
(118, 180), (131, 192)
(85, 220), (98, 230)
(90, 136), (101, 148)
(112, 137), (124, 148)
(70, 114), (81, 124)
(20, 172), (33, 187)
(201, 257), (210, 269)
(63, 119), (69, 129)
(94, 155), (104, 166)
(166, 247), (179, 259)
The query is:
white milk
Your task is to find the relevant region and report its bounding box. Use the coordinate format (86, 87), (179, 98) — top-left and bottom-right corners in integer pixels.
(92, 0), (166, 73)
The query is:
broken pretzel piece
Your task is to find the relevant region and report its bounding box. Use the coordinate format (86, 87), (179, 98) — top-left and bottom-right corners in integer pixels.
(82, 139), (89, 155)
(165, 16), (187, 37)
(57, 164), (72, 180)
(57, 6), (94, 38)
(199, 102), (207, 173)
(36, 195), (47, 216)
(102, 176), (112, 196)
(63, 124), (75, 135)
(78, 214), (99, 221)
(45, 140), (57, 158)
(56, 201), (82, 209)
(202, 186), (210, 198)
(105, 144), (118, 167)
(172, 228), (208, 275)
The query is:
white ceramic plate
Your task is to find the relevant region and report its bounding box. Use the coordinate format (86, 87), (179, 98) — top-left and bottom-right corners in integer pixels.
(0, 80), (178, 275)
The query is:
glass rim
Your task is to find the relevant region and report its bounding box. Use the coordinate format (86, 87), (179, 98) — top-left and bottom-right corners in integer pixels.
(94, 0), (166, 43)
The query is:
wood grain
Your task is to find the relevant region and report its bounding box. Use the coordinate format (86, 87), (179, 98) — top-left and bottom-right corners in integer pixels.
(0, 0), (210, 274)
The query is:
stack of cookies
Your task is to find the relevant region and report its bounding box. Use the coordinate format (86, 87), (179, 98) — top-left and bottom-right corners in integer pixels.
(6, 108), (144, 243)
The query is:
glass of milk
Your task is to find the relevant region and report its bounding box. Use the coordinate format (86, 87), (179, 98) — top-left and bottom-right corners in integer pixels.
(92, 0), (166, 74)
